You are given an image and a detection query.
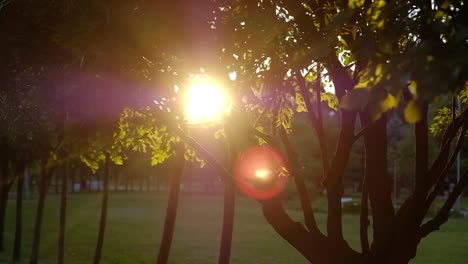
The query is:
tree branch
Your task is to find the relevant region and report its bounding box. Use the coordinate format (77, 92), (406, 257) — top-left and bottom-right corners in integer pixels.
(278, 127), (321, 236)
(397, 111), (467, 218)
(419, 169), (468, 238)
(252, 127), (276, 146)
(170, 125), (232, 182)
(323, 109), (357, 243)
(422, 116), (468, 217)
(296, 72), (330, 179)
(353, 121), (371, 142)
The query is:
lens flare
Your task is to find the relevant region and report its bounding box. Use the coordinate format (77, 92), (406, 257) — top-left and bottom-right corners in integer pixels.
(233, 146), (289, 200)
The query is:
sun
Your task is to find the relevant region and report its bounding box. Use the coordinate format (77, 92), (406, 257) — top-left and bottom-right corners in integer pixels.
(184, 78), (230, 124)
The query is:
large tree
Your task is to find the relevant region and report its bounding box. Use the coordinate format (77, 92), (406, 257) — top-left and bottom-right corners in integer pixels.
(195, 1), (468, 264)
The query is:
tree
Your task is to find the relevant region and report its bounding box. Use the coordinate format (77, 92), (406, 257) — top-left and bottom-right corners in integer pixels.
(196, 1), (468, 263)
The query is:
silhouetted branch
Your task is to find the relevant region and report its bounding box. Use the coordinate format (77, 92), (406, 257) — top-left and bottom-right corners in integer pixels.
(279, 127), (321, 236)
(419, 169), (468, 238)
(422, 117), (468, 215)
(296, 72), (330, 178)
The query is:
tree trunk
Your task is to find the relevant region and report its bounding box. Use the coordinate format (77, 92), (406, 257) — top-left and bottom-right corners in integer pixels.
(13, 167), (25, 263)
(0, 187), (8, 252)
(30, 166), (52, 264)
(218, 138), (237, 264)
(54, 171), (59, 194)
(0, 156), (10, 252)
(261, 197), (361, 264)
(156, 145), (185, 264)
(96, 171), (102, 192)
(218, 178), (235, 264)
(93, 153), (110, 264)
(361, 113), (395, 261)
(58, 162), (68, 264)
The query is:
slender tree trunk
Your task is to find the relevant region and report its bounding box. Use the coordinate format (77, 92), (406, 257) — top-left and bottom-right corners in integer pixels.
(58, 162), (68, 264)
(156, 145), (185, 264)
(30, 165), (52, 264)
(93, 153), (110, 264)
(13, 167), (25, 263)
(155, 175), (160, 192)
(218, 139), (237, 264)
(139, 176), (144, 191)
(0, 157), (10, 252)
(97, 171), (102, 192)
(54, 171), (59, 194)
(0, 188), (8, 252)
(218, 177), (235, 264)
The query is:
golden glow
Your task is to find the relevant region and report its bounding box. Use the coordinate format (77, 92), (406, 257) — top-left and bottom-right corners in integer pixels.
(255, 169), (271, 180)
(184, 78), (229, 124)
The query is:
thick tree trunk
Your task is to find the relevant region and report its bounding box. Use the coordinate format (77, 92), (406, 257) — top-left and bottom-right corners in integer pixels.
(13, 168), (25, 263)
(361, 113), (395, 261)
(156, 145), (185, 264)
(93, 153), (110, 264)
(30, 166), (52, 264)
(261, 198), (361, 264)
(217, 177), (235, 264)
(58, 162), (68, 264)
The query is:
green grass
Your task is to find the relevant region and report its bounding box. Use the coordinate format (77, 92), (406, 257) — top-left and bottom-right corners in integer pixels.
(1, 193), (467, 263)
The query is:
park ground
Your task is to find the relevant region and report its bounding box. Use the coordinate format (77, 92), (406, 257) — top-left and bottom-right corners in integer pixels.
(1, 193), (467, 264)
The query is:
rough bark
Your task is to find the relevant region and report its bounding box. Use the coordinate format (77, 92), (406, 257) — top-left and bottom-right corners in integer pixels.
(156, 145), (185, 264)
(93, 153), (110, 264)
(58, 162), (68, 264)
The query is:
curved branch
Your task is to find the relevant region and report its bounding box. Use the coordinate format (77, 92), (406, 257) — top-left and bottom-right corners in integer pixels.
(421, 116), (468, 217)
(419, 169), (468, 238)
(278, 127), (321, 236)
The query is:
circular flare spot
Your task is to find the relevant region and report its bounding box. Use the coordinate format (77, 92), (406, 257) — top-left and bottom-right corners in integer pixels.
(233, 146), (289, 200)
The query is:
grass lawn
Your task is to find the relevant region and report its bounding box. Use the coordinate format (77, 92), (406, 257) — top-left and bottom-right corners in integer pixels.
(1, 192), (467, 263)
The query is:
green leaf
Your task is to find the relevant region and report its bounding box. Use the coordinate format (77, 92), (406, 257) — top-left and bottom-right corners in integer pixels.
(348, 0), (365, 9)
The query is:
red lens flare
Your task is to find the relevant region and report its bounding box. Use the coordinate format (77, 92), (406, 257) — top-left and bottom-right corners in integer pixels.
(233, 146), (289, 200)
